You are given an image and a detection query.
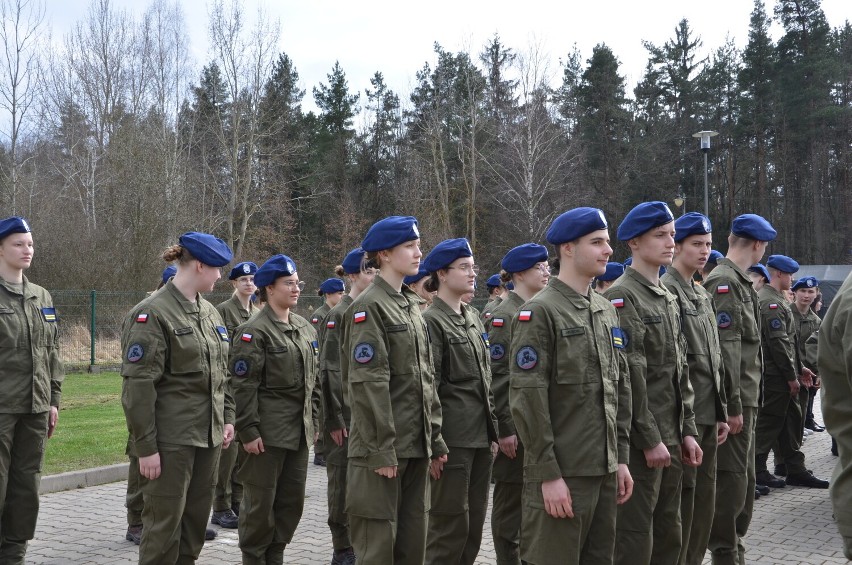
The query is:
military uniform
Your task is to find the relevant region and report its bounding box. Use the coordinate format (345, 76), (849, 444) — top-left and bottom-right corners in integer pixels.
(792, 306), (821, 440)
(121, 280), (234, 565)
(213, 294), (257, 518)
(510, 277), (630, 565)
(484, 292), (527, 565)
(230, 305), (320, 564)
(341, 275), (448, 565)
(423, 297), (498, 565)
(661, 268), (727, 565)
(481, 295), (502, 322)
(704, 259), (762, 565)
(311, 301), (331, 462)
(604, 267), (694, 565)
(0, 277), (63, 563)
(318, 295), (354, 552)
(817, 273), (852, 559)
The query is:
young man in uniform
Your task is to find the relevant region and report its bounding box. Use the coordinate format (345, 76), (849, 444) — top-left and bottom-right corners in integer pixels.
(704, 214), (773, 565)
(818, 271), (852, 560)
(791, 276), (824, 433)
(509, 207), (633, 565)
(661, 212), (729, 565)
(604, 202), (701, 565)
(754, 256), (828, 490)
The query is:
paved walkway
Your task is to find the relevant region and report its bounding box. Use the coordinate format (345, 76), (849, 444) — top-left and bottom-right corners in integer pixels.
(27, 408), (848, 564)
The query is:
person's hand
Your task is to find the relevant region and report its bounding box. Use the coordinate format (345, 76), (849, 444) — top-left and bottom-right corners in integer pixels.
(788, 378), (800, 397)
(643, 442), (671, 468)
(812, 375), (821, 390)
(47, 406), (59, 439)
(244, 437), (264, 455)
(139, 453), (161, 480)
(498, 435), (518, 459)
(616, 463), (634, 505)
(727, 414), (744, 435)
(223, 424), (235, 449)
(681, 436), (703, 467)
(314, 430), (320, 443)
(541, 478), (574, 518)
(330, 428), (348, 447)
(717, 422), (730, 446)
(800, 367), (815, 388)
(429, 454), (448, 480)
(374, 465), (398, 478)
(491, 442), (499, 458)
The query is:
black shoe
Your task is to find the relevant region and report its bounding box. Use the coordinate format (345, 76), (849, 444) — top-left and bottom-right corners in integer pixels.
(205, 528), (217, 541)
(211, 509), (239, 529)
(331, 547), (356, 565)
(756, 470), (785, 488)
(786, 470), (829, 488)
(125, 524), (143, 545)
(755, 484), (771, 496)
(754, 488), (761, 500)
(314, 453), (326, 467)
(774, 463), (787, 477)
(805, 419), (825, 432)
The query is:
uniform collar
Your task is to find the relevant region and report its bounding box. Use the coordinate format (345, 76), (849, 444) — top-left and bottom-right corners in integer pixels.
(624, 266), (669, 297)
(716, 258), (751, 284)
(504, 291), (526, 309)
(261, 303), (307, 330)
(548, 277), (607, 312)
(374, 274), (419, 308)
(230, 292), (254, 314)
(662, 267), (696, 298)
(165, 280), (201, 314)
(431, 296), (468, 326)
(0, 275), (36, 299)
(761, 284), (787, 303)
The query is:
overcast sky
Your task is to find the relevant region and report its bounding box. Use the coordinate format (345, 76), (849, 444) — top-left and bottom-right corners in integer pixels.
(50, 0), (850, 114)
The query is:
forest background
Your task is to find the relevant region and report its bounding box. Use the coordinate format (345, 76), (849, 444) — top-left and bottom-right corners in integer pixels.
(1, 0), (850, 291)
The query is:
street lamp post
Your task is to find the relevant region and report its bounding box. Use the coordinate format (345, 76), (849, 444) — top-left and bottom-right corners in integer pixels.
(674, 195), (685, 216)
(692, 130), (718, 217)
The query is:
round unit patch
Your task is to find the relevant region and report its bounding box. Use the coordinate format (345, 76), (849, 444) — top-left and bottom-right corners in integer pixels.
(233, 359), (249, 377)
(490, 343), (505, 361)
(716, 311), (732, 329)
(126, 343), (144, 363)
(770, 318), (783, 330)
(516, 346), (538, 370)
(354, 343), (375, 364)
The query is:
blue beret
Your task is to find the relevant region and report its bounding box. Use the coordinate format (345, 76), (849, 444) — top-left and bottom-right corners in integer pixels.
(546, 207), (608, 245)
(0, 216), (31, 241)
(178, 232), (233, 267)
(623, 257), (633, 267)
(766, 254), (799, 274)
(423, 238), (473, 273)
(597, 262), (625, 282)
(792, 276), (819, 290)
(255, 254), (298, 287)
(487, 273), (502, 288)
(161, 265), (177, 284)
(731, 214), (776, 241)
(506, 281), (514, 291)
(659, 265), (667, 276)
(341, 247), (366, 274)
(362, 216), (420, 252)
(319, 278), (345, 294)
(674, 212), (712, 242)
(707, 250), (724, 264)
(748, 263), (771, 282)
(617, 201), (675, 241)
(228, 261), (258, 280)
(501, 243), (548, 274)
(404, 266), (429, 286)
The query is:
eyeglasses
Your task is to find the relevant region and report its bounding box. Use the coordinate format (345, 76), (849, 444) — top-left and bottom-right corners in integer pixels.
(537, 263), (551, 274)
(278, 280), (306, 291)
(448, 264), (480, 275)
(238, 277), (255, 284)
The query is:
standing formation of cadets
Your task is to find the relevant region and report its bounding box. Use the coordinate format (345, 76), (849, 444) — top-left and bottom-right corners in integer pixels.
(3, 203), (849, 565)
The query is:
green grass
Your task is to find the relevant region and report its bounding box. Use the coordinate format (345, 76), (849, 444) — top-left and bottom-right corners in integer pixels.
(43, 371), (128, 475)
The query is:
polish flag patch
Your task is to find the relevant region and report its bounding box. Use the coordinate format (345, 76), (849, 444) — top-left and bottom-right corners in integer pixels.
(136, 313), (149, 323)
(518, 310), (532, 322)
(611, 298), (625, 308)
(492, 318), (504, 327)
(354, 311), (367, 324)
(311, 317), (319, 324)
(769, 303), (778, 309)
(326, 320), (336, 329)
(240, 333), (253, 342)
(717, 285), (730, 294)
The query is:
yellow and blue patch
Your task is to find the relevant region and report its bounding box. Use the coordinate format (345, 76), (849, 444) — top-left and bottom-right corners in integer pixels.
(41, 307), (57, 322)
(611, 327), (627, 349)
(215, 326), (230, 342)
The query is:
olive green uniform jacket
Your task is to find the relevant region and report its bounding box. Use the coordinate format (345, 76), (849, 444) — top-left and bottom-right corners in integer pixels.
(311, 302), (332, 330)
(0, 277), (63, 414)
(121, 281), (234, 455)
(510, 277), (631, 481)
(342, 275), (448, 470)
(320, 295), (353, 436)
(792, 307), (821, 373)
(481, 296), (502, 323)
(604, 267), (696, 450)
(758, 285), (799, 389)
(229, 306), (320, 449)
(817, 273), (852, 559)
(216, 294), (256, 338)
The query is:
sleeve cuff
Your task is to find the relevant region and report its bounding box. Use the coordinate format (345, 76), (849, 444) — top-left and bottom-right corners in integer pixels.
(524, 460), (562, 482)
(366, 449), (398, 470)
(497, 420), (516, 438)
(238, 426), (260, 444)
(633, 428), (662, 451)
(431, 438), (449, 459)
(135, 439), (158, 457)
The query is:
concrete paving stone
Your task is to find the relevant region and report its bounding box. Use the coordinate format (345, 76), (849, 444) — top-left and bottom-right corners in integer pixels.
(26, 404), (847, 564)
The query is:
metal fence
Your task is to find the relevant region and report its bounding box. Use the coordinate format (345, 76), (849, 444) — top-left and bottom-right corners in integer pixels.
(53, 290), (490, 371)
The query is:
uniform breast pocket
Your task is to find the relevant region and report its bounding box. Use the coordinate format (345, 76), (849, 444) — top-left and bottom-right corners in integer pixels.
(445, 335), (478, 383)
(264, 345), (300, 389)
(385, 323), (412, 376)
(0, 307), (20, 347)
(169, 329), (204, 375)
(554, 327), (592, 384)
(641, 315), (668, 365)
